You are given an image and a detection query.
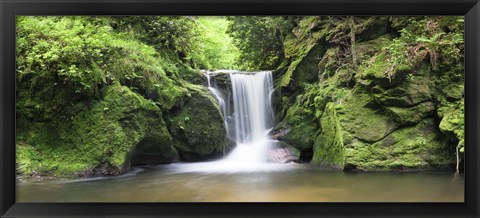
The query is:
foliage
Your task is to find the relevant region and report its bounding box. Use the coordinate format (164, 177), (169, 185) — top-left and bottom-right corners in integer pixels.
(16, 16), (192, 123)
(226, 16), (286, 70)
(16, 16), (234, 177)
(194, 17), (240, 69)
(382, 17), (464, 80)
(16, 16), (110, 97)
(109, 16), (200, 61)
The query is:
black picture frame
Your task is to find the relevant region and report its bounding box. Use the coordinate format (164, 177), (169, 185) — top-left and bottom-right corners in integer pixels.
(1, 0), (479, 217)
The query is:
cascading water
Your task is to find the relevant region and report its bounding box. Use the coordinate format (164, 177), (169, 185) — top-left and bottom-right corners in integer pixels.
(223, 71), (274, 163)
(170, 70), (294, 173)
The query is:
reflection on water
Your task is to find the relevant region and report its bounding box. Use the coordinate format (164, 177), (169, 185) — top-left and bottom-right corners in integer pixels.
(17, 164), (464, 202)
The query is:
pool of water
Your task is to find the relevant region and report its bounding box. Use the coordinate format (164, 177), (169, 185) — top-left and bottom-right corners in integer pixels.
(16, 164), (464, 202)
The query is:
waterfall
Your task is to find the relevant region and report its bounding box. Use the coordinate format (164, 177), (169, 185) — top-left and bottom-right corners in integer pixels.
(206, 73), (230, 156)
(171, 70), (293, 173)
(224, 71), (274, 163)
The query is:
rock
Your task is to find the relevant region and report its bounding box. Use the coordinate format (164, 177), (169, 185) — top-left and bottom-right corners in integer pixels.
(385, 101), (435, 125)
(278, 102), (320, 151)
(267, 141), (301, 163)
(168, 88), (227, 161)
(339, 87), (398, 143)
(271, 16), (462, 172)
(311, 102), (345, 168)
(344, 118), (456, 171)
(270, 127), (291, 140)
(16, 84), (177, 177)
(373, 80), (433, 107)
(356, 17), (390, 42)
(445, 84), (464, 100)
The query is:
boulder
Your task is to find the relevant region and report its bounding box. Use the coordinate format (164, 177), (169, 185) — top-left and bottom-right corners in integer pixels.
(311, 102), (345, 168)
(16, 84), (177, 177)
(344, 118), (456, 171)
(168, 88), (227, 161)
(267, 141), (301, 163)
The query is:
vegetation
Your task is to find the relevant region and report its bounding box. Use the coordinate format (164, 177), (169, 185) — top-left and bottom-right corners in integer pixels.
(16, 16), (464, 178)
(226, 16), (287, 70)
(16, 16), (227, 177)
(256, 16), (463, 171)
(195, 17), (240, 69)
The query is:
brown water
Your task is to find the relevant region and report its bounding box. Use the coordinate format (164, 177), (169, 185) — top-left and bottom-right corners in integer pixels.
(16, 164), (464, 202)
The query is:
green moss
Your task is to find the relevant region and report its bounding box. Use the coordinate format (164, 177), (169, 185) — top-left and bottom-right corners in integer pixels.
(373, 65), (433, 107)
(276, 17), (328, 89)
(356, 47), (416, 88)
(16, 84), (175, 177)
(339, 87), (398, 142)
(280, 99), (320, 151)
(385, 101), (435, 125)
(272, 16), (463, 171)
(438, 99), (464, 152)
(168, 88), (226, 158)
(354, 34), (393, 63)
(277, 57), (303, 88)
(311, 102), (345, 168)
(345, 119), (455, 171)
(318, 47), (340, 79)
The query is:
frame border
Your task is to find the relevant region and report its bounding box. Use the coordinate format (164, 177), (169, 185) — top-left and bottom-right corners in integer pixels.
(1, 0), (479, 217)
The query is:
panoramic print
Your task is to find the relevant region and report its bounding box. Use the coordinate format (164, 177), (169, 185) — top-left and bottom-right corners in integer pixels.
(16, 16), (464, 202)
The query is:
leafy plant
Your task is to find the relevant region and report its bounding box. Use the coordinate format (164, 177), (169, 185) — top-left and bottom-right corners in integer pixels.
(382, 17), (464, 80)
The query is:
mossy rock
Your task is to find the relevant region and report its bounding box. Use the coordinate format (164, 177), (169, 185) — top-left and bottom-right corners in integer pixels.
(438, 99), (464, 153)
(16, 84), (176, 177)
(129, 136), (179, 165)
(168, 88), (227, 161)
(356, 52), (421, 88)
(385, 101), (435, 125)
(276, 18), (327, 90)
(339, 87), (398, 143)
(373, 76), (433, 107)
(355, 17), (391, 42)
(311, 102), (345, 168)
(344, 118), (455, 171)
(444, 83), (464, 100)
(279, 95), (320, 151)
(354, 34), (394, 63)
(288, 43), (324, 89)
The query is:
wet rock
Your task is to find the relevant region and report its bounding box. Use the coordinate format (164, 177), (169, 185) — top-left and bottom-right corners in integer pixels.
(267, 141), (301, 163)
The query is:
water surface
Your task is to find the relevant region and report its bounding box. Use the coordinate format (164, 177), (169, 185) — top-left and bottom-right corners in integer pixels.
(17, 164), (464, 202)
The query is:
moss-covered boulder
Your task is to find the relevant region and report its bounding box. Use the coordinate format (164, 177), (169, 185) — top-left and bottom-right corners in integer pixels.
(344, 118), (455, 171)
(309, 83), (456, 171)
(371, 64), (434, 108)
(275, 17), (327, 91)
(311, 102), (345, 168)
(340, 87), (398, 143)
(279, 99), (320, 151)
(16, 84), (176, 177)
(438, 99), (464, 154)
(385, 101), (435, 125)
(168, 88), (227, 161)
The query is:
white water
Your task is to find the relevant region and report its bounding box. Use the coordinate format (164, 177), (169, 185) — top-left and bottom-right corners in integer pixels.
(226, 71), (274, 162)
(205, 73), (230, 151)
(170, 71), (294, 173)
